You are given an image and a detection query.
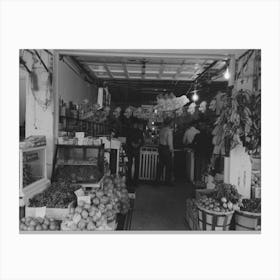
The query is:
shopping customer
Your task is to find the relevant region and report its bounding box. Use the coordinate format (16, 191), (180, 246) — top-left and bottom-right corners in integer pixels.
(192, 122), (213, 181)
(127, 118), (144, 186)
(156, 117), (174, 186)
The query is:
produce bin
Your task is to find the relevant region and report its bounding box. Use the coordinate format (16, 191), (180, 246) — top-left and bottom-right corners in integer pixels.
(185, 199), (199, 230)
(196, 204), (234, 231)
(235, 210), (261, 231)
(26, 201), (76, 220)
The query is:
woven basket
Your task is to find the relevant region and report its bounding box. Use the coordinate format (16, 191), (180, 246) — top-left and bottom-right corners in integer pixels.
(235, 210), (261, 231)
(196, 203), (234, 231)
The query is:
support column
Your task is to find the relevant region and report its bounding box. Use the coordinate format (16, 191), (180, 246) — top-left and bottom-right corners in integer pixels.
(24, 50), (58, 179)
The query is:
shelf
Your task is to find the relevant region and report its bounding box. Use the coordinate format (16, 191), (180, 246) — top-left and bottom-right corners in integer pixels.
(57, 144), (103, 148)
(57, 162), (98, 166)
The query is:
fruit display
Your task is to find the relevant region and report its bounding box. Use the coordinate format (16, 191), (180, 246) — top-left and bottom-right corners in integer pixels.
(215, 183), (242, 204)
(20, 217), (60, 231)
(61, 175), (130, 231)
(53, 165), (102, 183)
(240, 198), (261, 213)
(196, 195), (238, 213)
(23, 163), (35, 187)
(196, 183), (241, 213)
(28, 182), (80, 208)
(61, 201), (115, 231)
(251, 172), (261, 188)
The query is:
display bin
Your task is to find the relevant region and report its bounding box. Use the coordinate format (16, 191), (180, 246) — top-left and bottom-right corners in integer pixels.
(196, 204), (234, 231)
(185, 199), (199, 230)
(235, 210), (261, 231)
(52, 144), (105, 186)
(19, 145), (50, 204)
(25, 201), (76, 220)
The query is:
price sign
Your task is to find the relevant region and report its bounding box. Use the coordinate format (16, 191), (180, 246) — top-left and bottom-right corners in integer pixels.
(24, 152), (39, 162)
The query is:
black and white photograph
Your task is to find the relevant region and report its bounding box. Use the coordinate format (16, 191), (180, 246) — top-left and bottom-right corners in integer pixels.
(19, 49), (261, 232)
(1, 1), (280, 280)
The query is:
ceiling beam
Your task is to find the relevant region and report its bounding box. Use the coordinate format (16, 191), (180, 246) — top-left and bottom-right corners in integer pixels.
(158, 62), (165, 79)
(103, 63), (113, 79)
(66, 56), (97, 84)
(57, 49), (231, 60)
(174, 59), (188, 80)
(122, 63), (129, 79)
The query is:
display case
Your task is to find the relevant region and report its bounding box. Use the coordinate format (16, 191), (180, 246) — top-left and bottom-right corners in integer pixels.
(19, 145), (50, 204)
(52, 144), (105, 187)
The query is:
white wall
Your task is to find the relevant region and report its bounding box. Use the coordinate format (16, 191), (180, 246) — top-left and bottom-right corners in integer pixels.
(19, 75), (26, 126)
(21, 50), (55, 178)
(57, 59), (98, 104)
(20, 50), (98, 179)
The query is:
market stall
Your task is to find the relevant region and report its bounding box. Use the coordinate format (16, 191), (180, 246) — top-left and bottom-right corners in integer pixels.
(19, 49), (261, 232)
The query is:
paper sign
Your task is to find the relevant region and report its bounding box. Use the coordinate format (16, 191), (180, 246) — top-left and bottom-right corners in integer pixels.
(77, 196), (91, 205)
(34, 207), (46, 218)
(74, 188), (85, 197)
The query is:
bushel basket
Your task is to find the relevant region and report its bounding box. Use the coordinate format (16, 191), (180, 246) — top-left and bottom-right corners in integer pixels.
(235, 210), (261, 231)
(196, 203), (234, 231)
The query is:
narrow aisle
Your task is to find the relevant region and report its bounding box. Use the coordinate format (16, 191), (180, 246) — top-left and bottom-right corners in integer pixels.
(130, 182), (193, 230)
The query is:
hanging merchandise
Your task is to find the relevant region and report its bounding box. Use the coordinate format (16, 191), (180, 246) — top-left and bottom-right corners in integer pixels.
(29, 52), (53, 111)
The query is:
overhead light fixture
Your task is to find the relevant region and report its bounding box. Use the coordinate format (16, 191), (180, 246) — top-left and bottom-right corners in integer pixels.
(224, 67), (230, 80)
(192, 91), (199, 102)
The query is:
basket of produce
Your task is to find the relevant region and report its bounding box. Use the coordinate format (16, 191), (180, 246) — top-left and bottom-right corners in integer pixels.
(185, 199), (199, 230)
(195, 189), (216, 200)
(20, 217), (61, 231)
(235, 198), (261, 231)
(27, 182), (81, 220)
(195, 183), (241, 231)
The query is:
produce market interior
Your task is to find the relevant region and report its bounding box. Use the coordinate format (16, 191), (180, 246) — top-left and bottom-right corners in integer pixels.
(19, 49), (261, 232)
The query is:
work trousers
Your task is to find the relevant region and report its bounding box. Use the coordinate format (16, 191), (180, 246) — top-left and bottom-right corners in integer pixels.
(156, 144), (173, 184)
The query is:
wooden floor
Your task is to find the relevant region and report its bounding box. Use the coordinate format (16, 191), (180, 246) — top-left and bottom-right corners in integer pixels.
(130, 181), (194, 231)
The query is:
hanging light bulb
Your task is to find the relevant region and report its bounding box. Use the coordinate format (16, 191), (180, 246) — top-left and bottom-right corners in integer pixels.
(224, 67), (230, 80)
(192, 90), (199, 102)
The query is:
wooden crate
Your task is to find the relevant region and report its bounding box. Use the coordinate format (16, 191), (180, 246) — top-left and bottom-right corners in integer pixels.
(25, 201), (75, 220)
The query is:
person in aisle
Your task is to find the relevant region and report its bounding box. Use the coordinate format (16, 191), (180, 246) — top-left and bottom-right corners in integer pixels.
(109, 107), (122, 136)
(192, 121), (213, 181)
(156, 117), (174, 186)
(126, 118), (144, 187)
(182, 121), (200, 146)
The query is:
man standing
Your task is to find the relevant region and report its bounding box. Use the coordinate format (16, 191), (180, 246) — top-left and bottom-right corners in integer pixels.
(156, 117), (174, 185)
(127, 118), (144, 186)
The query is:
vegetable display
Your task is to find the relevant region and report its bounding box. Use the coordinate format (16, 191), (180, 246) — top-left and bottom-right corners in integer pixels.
(240, 198), (261, 213)
(20, 217), (60, 231)
(196, 183), (241, 212)
(53, 165), (102, 183)
(23, 164), (35, 187)
(61, 175), (130, 231)
(28, 182), (80, 208)
(251, 172), (261, 189)
(212, 89), (261, 155)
